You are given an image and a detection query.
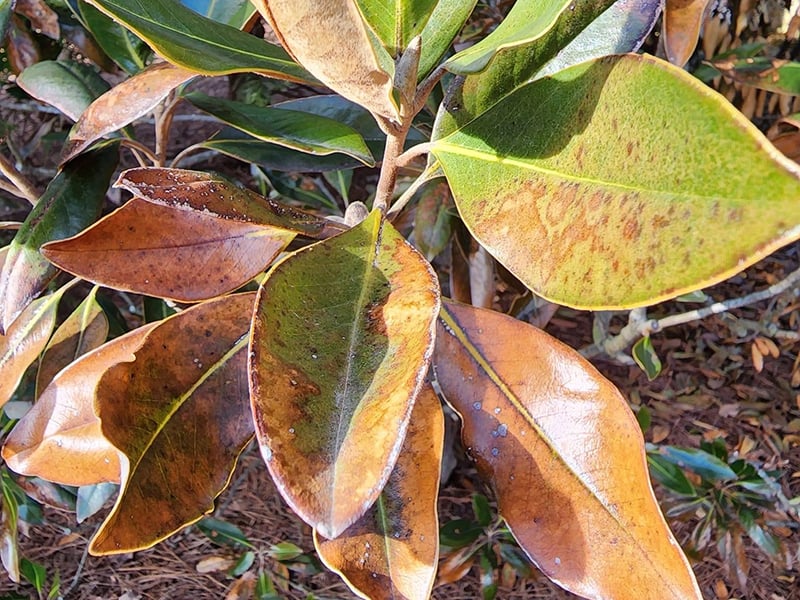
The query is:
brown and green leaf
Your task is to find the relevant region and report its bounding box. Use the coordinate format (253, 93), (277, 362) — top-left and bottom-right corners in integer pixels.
(249, 209), (440, 539)
(432, 54), (800, 309)
(41, 197), (295, 303)
(434, 300), (702, 599)
(89, 293), (256, 554)
(314, 383), (443, 600)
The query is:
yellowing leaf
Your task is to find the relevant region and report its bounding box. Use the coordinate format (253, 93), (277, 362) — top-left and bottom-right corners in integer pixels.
(663, 0), (711, 67)
(252, 0), (399, 121)
(434, 300), (702, 600)
(89, 293), (256, 555)
(432, 54), (800, 309)
(62, 61), (196, 162)
(2, 323), (154, 486)
(250, 210), (440, 539)
(35, 286), (108, 396)
(314, 383), (443, 600)
(42, 198), (294, 303)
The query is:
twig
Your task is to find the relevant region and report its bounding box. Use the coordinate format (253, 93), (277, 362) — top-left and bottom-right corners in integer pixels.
(386, 159), (441, 218)
(0, 178), (31, 201)
(581, 265), (800, 359)
(120, 139), (158, 167)
(0, 153), (39, 204)
(62, 539), (91, 598)
(414, 63), (448, 114)
(154, 93), (180, 167)
(396, 142), (432, 168)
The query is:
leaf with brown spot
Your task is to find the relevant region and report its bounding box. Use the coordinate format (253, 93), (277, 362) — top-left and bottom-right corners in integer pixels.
(116, 167), (347, 239)
(314, 383), (443, 600)
(89, 293), (256, 555)
(432, 54), (800, 309)
(2, 322), (154, 486)
(252, 0), (399, 121)
(249, 209), (440, 539)
(62, 61), (196, 163)
(41, 197), (295, 302)
(434, 300), (702, 600)
(0, 281), (67, 410)
(663, 0), (711, 66)
(35, 286), (109, 397)
(712, 57), (800, 96)
(13, 0), (59, 39)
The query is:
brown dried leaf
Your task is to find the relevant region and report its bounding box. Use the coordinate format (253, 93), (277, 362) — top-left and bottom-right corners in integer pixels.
(663, 0), (712, 66)
(14, 0), (60, 39)
(751, 342), (764, 372)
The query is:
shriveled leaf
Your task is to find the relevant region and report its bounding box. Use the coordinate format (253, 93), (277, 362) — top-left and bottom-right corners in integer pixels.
(432, 54), (800, 309)
(17, 60), (111, 121)
(663, 0), (711, 66)
(446, 0), (573, 74)
(89, 293), (256, 554)
(76, 1), (150, 74)
(434, 300), (702, 599)
(0, 145), (117, 333)
(85, 0), (315, 82)
(354, 0), (438, 56)
(249, 210), (440, 539)
(186, 92), (375, 166)
(0, 286), (67, 409)
(536, 0), (661, 78)
(180, 0), (256, 27)
(2, 324), (153, 486)
(42, 198), (294, 302)
(252, 0), (399, 121)
(62, 61), (196, 162)
(417, 0), (477, 79)
(35, 286), (109, 396)
(314, 383), (443, 600)
(115, 167), (346, 239)
(713, 57), (800, 95)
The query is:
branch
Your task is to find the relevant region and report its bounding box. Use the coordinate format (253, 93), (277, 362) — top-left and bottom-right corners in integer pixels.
(0, 153), (39, 205)
(581, 265), (800, 359)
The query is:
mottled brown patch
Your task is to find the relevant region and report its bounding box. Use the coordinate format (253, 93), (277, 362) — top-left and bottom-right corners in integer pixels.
(653, 215), (669, 229)
(623, 217), (642, 240)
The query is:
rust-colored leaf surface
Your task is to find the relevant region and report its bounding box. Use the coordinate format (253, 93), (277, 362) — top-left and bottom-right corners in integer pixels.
(116, 167), (346, 239)
(252, 0), (399, 121)
(663, 0), (710, 66)
(2, 324), (155, 486)
(90, 293), (256, 555)
(0, 286), (62, 408)
(41, 198), (294, 302)
(35, 286), (109, 396)
(314, 383), (443, 600)
(62, 61), (196, 162)
(250, 209), (440, 539)
(14, 0), (60, 39)
(434, 300), (702, 600)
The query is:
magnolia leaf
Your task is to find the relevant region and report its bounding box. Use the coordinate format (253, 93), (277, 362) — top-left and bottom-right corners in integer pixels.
(250, 209), (440, 539)
(17, 60), (111, 121)
(446, 0), (573, 74)
(185, 92), (375, 166)
(42, 198), (295, 302)
(1, 322), (152, 486)
(417, 0), (477, 80)
(536, 0), (661, 79)
(354, 0), (438, 56)
(314, 383), (443, 600)
(0, 285), (66, 409)
(35, 286), (109, 397)
(0, 145), (117, 333)
(252, 0), (399, 121)
(662, 0), (711, 66)
(76, 482), (118, 523)
(115, 167), (346, 239)
(89, 293), (256, 554)
(14, 0), (59, 39)
(76, 0), (150, 74)
(432, 54), (800, 309)
(713, 57), (800, 95)
(434, 300), (702, 599)
(413, 179), (454, 261)
(62, 61), (196, 163)
(180, 0), (256, 27)
(85, 0), (315, 82)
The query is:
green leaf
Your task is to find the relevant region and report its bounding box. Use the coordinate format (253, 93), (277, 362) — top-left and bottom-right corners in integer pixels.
(0, 145), (118, 332)
(432, 54), (800, 309)
(446, 0), (574, 74)
(230, 550), (255, 576)
(17, 60), (111, 121)
(78, 0), (151, 74)
(632, 336), (662, 380)
(472, 493), (492, 528)
(713, 57), (800, 95)
(647, 453), (698, 497)
(186, 92), (375, 166)
(267, 541), (304, 562)
(417, 0), (477, 79)
(0, 0), (12, 42)
(439, 518), (482, 548)
(197, 517), (253, 548)
(180, 0), (256, 27)
(19, 559), (46, 593)
(76, 482), (117, 523)
(355, 0), (438, 56)
(249, 210), (440, 539)
(85, 0), (316, 82)
(0, 471), (20, 583)
(653, 446), (737, 482)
